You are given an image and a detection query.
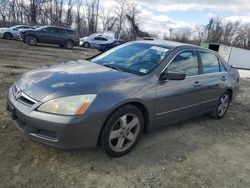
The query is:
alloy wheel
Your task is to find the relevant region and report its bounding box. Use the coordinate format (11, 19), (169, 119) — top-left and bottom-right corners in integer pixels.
(26, 36), (37, 46)
(217, 93), (230, 117)
(109, 114), (140, 152)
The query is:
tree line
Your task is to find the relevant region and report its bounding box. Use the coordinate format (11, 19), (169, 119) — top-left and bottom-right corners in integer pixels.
(165, 17), (250, 49)
(0, 0), (150, 40)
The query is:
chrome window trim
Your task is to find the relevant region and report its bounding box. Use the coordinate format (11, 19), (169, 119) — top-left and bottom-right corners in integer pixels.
(158, 48), (227, 80)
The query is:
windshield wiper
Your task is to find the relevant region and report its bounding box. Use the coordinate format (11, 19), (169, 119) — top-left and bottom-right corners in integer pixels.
(102, 64), (123, 71)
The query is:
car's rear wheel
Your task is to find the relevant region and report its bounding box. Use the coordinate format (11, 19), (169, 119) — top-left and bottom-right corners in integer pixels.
(211, 92), (230, 119)
(4, 32), (13, 40)
(26, 36), (37, 46)
(99, 105), (144, 157)
(65, 40), (74, 49)
(83, 42), (90, 48)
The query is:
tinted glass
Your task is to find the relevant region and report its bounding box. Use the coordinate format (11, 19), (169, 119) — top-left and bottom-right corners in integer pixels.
(66, 30), (76, 35)
(54, 28), (65, 34)
(168, 51), (199, 76)
(92, 43), (170, 75)
(200, 51), (220, 74)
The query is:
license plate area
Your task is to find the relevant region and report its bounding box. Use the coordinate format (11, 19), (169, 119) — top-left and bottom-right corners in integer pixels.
(6, 101), (16, 120)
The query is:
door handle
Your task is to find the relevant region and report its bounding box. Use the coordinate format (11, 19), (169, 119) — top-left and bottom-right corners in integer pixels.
(221, 76), (228, 81)
(193, 81), (202, 87)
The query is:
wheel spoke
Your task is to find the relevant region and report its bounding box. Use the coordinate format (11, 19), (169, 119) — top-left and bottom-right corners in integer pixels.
(109, 129), (121, 140)
(115, 137), (125, 150)
(126, 131), (135, 142)
(119, 115), (127, 128)
(127, 118), (139, 130)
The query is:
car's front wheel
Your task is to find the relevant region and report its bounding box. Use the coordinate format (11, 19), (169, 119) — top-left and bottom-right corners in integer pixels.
(211, 92), (231, 119)
(26, 36), (37, 46)
(99, 105), (144, 157)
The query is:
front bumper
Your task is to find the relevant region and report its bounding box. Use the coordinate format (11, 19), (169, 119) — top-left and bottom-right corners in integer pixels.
(7, 87), (106, 149)
(79, 40), (84, 46)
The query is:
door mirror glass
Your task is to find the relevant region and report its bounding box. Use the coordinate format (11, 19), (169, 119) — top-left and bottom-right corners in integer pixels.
(159, 70), (186, 81)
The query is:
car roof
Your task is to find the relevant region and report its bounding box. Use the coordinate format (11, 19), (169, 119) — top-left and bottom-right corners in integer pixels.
(134, 40), (199, 49)
(45, 25), (74, 31)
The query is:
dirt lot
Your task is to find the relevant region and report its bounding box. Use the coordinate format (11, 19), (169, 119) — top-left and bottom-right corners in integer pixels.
(0, 40), (250, 188)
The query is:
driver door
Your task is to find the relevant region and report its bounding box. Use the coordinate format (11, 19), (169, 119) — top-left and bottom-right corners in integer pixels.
(154, 50), (205, 127)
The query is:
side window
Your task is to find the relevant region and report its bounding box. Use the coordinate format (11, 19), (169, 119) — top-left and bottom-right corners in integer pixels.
(66, 30), (76, 35)
(168, 51), (199, 76)
(100, 37), (108, 41)
(47, 27), (55, 33)
(94, 37), (101, 41)
(54, 28), (65, 34)
(200, 51), (220, 74)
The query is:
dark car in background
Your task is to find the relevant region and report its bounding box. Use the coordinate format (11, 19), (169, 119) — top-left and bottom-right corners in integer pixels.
(7, 41), (239, 157)
(20, 26), (79, 49)
(94, 39), (125, 52)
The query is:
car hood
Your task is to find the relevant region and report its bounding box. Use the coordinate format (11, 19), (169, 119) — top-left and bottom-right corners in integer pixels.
(16, 60), (134, 101)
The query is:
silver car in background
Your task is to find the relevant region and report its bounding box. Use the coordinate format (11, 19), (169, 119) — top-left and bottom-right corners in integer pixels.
(6, 41), (240, 157)
(79, 34), (110, 48)
(0, 25), (35, 40)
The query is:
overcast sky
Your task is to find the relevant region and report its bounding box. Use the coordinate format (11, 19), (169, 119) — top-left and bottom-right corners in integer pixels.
(101, 0), (250, 36)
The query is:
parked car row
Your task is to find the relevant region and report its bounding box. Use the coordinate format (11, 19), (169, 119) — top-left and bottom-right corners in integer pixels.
(0, 25), (125, 50)
(0, 25), (36, 40)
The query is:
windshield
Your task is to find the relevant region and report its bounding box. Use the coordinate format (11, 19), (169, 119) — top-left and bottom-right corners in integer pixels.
(92, 43), (170, 75)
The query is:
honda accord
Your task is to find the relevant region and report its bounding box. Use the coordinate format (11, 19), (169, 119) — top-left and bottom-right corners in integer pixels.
(6, 41), (240, 157)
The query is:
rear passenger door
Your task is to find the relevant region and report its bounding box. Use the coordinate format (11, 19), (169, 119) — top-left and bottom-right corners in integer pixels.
(48, 28), (66, 44)
(197, 51), (228, 110)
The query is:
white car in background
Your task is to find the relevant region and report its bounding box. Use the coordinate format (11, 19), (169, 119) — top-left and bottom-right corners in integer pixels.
(79, 34), (110, 48)
(0, 25), (35, 40)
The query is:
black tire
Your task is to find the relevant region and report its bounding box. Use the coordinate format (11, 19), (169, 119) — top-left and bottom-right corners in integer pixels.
(3, 32), (13, 40)
(211, 92), (231, 119)
(99, 105), (144, 157)
(64, 40), (74, 49)
(83, 42), (90, 48)
(25, 35), (37, 46)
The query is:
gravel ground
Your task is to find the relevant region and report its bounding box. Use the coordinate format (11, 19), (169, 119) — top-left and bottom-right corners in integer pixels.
(0, 40), (250, 188)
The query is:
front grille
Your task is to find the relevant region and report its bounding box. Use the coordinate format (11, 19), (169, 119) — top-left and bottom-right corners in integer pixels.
(18, 96), (35, 106)
(12, 84), (37, 106)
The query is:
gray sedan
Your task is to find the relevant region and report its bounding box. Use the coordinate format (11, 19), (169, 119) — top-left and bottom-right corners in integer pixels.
(6, 41), (240, 157)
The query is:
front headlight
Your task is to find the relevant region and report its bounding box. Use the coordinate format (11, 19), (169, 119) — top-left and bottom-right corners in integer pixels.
(37, 94), (97, 115)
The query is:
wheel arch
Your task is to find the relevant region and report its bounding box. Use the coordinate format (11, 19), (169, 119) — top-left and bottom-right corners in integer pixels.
(4, 32), (13, 38)
(226, 88), (233, 102)
(97, 100), (150, 146)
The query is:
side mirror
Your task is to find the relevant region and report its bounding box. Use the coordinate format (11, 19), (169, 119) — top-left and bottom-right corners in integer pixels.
(159, 70), (186, 81)
(42, 29), (46, 32)
(13, 28), (18, 31)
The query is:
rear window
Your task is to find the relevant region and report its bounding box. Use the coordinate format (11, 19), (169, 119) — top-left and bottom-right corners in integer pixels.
(200, 51), (220, 74)
(66, 30), (76, 35)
